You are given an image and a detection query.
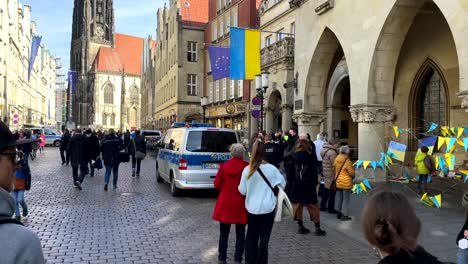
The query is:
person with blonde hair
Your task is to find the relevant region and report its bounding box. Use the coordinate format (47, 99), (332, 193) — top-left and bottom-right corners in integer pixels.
(238, 138), (286, 264)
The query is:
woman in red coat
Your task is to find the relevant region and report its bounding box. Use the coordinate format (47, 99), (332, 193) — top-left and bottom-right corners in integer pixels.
(213, 143), (249, 264)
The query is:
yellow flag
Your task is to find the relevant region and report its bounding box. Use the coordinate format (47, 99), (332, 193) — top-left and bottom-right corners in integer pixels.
(360, 182), (367, 192)
(458, 138), (465, 147)
(434, 194), (442, 208)
(244, 30), (261, 80)
(363, 161), (370, 170)
(435, 156), (439, 169)
(445, 153), (452, 167)
(451, 127), (456, 136)
(393, 126), (399, 138)
(441, 127), (449, 136)
(387, 155), (393, 165)
(437, 137), (445, 150)
(458, 127), (465, 138)
(445, 137), (451, 148)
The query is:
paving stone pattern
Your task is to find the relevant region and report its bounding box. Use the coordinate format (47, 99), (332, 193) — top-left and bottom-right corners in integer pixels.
(23, 149), (381, 263)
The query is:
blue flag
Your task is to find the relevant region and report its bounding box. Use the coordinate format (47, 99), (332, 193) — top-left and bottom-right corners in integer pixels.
(28, 35), (42, 81)
(208, 46), (230, 81)
(68, 71), (77, 102)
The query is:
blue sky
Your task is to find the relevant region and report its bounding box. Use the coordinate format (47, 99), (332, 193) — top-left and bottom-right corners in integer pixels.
(23, 0), (165, 70)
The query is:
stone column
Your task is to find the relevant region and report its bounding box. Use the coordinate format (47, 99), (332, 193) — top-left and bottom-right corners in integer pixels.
(292, 112), (326, 137)
(350, 104), (395, 182)
(265, 107), (274, 133)
(460, 91), (468, 112)
(281, 104), (293, 133)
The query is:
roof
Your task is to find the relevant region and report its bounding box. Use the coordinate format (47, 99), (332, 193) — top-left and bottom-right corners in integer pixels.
(94, 33), (145, 75)
(180, 0), (209, 27)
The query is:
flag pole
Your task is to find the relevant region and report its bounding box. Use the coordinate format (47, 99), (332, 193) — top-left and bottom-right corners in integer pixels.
(228, 26), (295, 36)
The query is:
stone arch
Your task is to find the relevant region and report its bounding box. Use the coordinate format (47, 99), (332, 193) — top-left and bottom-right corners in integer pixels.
(368, 0), (460, 105)
(184, 113), (202, 123)
(265, 89), (282, 132)
(304, 27), (349, 113)
(129, 106), (138, 129)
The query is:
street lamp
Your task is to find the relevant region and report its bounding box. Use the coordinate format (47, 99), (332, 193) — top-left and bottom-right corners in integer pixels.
(255, 72), (269, 133)
(200, 96), (208, 123)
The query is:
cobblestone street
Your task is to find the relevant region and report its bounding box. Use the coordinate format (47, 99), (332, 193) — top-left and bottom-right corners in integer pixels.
(22, 148), (462, 263)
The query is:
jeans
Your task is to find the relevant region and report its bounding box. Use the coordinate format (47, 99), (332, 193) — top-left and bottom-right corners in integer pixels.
(23, 154), (30, 166)
(89, 160), (95, 176)
(458, 248), (468, 264)
(60, 149), (69, 164)
(335, 189), (351, 216)
(320, 188), (336, 212)
(12, 190), (27, 217)
(105, 164), (119, 186)
(245, 211), (275, 264)
(418, 174), (429, 194)
(72, 165), (89, 184)
(131, 155), (142, 175)
(218, 222), (246, 262)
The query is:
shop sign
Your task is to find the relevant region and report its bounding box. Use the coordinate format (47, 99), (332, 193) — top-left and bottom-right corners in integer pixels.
(236, 104), (246, 112)
(315, 0), (334, 15)
(226, 104), (236, 114)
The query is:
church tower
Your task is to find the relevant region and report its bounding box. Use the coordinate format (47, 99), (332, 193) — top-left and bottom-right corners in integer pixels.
(70, 0), (114, 126)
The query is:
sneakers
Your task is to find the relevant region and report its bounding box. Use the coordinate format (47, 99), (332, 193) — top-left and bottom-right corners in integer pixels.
(315, 227), (326, 236)
(340, 216), (352, 221)
(136, 174), (140, 177)
(75, 181), (82, 191)
(298, 226), (311, 234)
(14, 215), (21, 221)
(22, 207), (28, 217)
(113, 185), (118, 189)
(337, 212), (342, 219)
(104, 184), (108, 191)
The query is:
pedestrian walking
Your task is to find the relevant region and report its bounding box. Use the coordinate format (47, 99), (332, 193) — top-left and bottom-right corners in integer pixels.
(283, 127), (298, 195)
(264, 134), (282, 169)
(21, 132), (32, 166)
(314, 132), (327, 177)
(415, 146), (436, 195)
(85, 129), (100, 177)
(30, 133), (39, 160)
(238, 139), (286, 264)
(320, 137), (340, 213)
(362, 191), (443, 263)
(333, 145), (355, 221)
(38, 133), (45, 153)
(123, 130), (131, 151)
(60, 129), (71, 165)
(456, 192), (468, 264)
(11, 154), (31, 221)
(291, 137), (326, 236)
(0, 121), (45, 264)
(127, 130), (146, 177)
(213, 143), (249, 264)
(101, 129), (124, 191)
(68, 128), (89, 190)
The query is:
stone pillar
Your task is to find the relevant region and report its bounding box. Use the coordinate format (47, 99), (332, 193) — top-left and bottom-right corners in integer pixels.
(265, 108), (274, 133)
(460, 91), (468, 112)
(350, 104), (395, 182)
(281, 104), (293, 133)
(293, 112), (326, 137)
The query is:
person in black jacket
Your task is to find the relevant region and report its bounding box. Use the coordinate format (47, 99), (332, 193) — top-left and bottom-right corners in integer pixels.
(283, 127), (299, 195)
(264, 134), (282, 169)
(60, 129), (71, 165)
(362, 191), (443, 264)
(21, 131), (32, 166)
(101, 129), (124, 191)
(123, 130), (131, 151)
(127, 130), (146, 177)
(457, 193), (468, 264)
(67, 128), (89, 190)
(85, 129), (100, 177)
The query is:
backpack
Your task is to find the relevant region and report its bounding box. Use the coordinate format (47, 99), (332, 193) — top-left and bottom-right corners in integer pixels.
(0, 218), (24, 226)
(423, 155), (436, 173)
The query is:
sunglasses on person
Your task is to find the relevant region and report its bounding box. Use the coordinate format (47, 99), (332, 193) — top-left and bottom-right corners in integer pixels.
(0, 150), (24, 164)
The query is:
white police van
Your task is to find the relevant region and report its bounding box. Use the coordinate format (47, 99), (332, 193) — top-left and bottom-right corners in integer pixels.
(26, 127), (62, 147)
(156, 122), (239, 196)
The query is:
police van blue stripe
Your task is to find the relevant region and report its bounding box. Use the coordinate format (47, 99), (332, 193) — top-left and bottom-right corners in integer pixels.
(159, 150), (230, 166)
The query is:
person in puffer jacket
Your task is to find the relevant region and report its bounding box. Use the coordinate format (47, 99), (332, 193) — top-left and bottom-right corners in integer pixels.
(333, 145), (355, 221)
(414, 146), (433, 195)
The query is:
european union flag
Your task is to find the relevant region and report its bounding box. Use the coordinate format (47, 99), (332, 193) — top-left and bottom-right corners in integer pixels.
(208, 46), (230, 81)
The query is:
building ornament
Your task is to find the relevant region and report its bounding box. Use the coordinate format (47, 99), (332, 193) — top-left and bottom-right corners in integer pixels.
(289, 0), (305, 8)
(459, 91), (468, 111)
(349, 104), (395, 123)
(280, 104), (293, 112)
(292, 112), (326, 126)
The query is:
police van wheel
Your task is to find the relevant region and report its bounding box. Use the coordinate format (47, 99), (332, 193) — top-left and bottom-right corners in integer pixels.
(170, 175), (182, 197)
(53, 140), (61, 147)
(156, 164), (164, 183)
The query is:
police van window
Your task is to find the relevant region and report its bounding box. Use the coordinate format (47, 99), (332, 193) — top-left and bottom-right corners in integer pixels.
(44, 128), (55, 135)
(186, 131), (237, 153)
(170, 130), (184, 151)
(164, 131), (172, 149)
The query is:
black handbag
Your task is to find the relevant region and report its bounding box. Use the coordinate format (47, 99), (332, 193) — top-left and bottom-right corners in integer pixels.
(118, 152), (130, 163)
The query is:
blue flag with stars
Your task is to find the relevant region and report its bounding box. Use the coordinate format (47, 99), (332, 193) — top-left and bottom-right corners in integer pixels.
(208, 46), (230, 81)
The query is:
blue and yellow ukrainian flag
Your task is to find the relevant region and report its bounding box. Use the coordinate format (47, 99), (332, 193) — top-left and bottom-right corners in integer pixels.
(230, 28), (261, 80)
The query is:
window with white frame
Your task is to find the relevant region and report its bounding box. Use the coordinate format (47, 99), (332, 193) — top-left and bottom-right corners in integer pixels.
(265, 35), (272, 47)
(209, 82), (213, 103)
(226, 15), (230, 33)
(215, 80), (220, 102)
(218, 0), (222, 10)
(222, 78), (227, 101)
(237, 80), (243, 98)
(213, 23), (217, 40)
(290, 22), (295, 35)
(220, 21), (224, 37)
(277, 29), (285, 41)
(233, 13), (238, 27)
(187, 41), (197, 62)
(187, 74), (197, 96)
(230, 80), (235, 99)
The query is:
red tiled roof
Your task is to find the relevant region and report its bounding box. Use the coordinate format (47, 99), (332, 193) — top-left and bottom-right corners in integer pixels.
(180, 0), (209, 26)
(95, 33), (145, 75)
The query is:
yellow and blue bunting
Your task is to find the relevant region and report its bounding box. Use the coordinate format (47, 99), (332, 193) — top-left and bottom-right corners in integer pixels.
(420, 193), (442, 208)
(352, 179), (372, 195)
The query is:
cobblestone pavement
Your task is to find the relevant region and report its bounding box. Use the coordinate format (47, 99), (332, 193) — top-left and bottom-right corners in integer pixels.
(22, 148), (384, 263)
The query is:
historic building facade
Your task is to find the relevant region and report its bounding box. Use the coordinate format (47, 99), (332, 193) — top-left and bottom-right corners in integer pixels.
(292, 0), (468, 179)
(203, 0), (260, 140)
(140, 36), (156, 129)
(258, 0), (296, 134)
(70, 0), (143, 131)
(0, 1), (57, 128)
(154, 0), (208, 131)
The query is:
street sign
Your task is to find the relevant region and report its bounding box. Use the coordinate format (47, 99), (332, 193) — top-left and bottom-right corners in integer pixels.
(12, 113), (19, 125)
(252, 110), (261, 119)
(252, 96), (261, 105)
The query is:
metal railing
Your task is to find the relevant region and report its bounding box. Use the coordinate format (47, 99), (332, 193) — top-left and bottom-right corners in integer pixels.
(260, 37), (295, 68)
